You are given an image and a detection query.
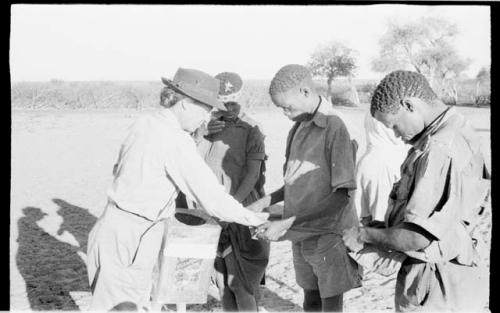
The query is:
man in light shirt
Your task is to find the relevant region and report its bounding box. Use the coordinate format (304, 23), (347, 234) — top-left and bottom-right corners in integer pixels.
(354, 113), (410, 226)
(86, 68), (268, 311)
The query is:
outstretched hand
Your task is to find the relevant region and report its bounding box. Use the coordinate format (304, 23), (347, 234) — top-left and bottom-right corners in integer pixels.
(342, 226), (364, 253)
(246, 196), (270, 213)
(255, 216), (295, 241)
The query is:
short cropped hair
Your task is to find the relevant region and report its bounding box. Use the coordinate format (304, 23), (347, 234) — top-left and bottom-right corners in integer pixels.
(370, 70), (438, 116)
(159, 86), (185, 108)
(269, 64), (312, 97)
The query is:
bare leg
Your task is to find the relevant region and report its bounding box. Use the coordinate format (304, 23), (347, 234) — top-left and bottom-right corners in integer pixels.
(322, 294), (343, 312)
(303, 289), (321, 312)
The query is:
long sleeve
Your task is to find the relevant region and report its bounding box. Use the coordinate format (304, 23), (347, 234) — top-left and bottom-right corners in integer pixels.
(164, 132), (266, 227)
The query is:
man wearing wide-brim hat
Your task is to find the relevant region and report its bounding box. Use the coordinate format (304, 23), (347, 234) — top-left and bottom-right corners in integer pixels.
(86, 67), (269, 311)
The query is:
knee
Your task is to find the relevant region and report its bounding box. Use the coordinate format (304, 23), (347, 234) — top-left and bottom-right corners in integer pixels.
(109, 301), (138, 311)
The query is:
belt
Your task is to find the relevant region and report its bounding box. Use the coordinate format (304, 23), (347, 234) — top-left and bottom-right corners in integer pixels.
(108, 200), (156, 222)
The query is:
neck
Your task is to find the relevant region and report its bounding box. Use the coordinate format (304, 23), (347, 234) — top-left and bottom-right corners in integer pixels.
(307, 94), (321, 114)
(422, 102), (449, 128)
(167, 105), (188, 131)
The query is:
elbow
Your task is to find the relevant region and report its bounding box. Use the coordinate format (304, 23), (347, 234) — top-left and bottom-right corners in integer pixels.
(407, 235), (432, 251)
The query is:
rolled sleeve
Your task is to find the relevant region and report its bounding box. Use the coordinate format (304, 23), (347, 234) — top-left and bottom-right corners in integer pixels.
(403, 145), (453, 241)
(329, 122), (356, 192)
(164, 132), (265, 227)
(246, 126), (266, 161)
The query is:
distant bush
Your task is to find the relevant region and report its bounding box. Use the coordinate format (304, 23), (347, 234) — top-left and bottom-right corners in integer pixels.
(358, 82), (378, 103)
(10, 78), (488, 110)
(474, 95), (490, 106)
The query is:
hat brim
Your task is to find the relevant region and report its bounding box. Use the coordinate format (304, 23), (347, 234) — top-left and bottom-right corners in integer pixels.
(161, 77), (226, 111)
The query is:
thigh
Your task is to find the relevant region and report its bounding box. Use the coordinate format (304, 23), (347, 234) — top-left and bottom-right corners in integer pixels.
(213, 256), (227, 289)
(308, 236), (361, 298)
(89, 210), (165, 310)
(224, 253), (258, 311)
(292, 241), (319, 291)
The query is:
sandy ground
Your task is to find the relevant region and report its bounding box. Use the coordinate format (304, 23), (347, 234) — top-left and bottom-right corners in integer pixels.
(11, 105), (491, 311)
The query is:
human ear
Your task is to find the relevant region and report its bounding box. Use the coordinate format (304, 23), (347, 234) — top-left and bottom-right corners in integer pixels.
(401, 98), (415, 112)
(300, 86), (310, 98)
(180, 99), (188, 111)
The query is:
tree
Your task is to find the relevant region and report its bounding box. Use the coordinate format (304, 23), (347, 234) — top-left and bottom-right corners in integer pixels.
(307, 41), (358, 98)
(372, 16), (470, 101)
(474, 67), (490, 106)
(476, 67), (490, 96)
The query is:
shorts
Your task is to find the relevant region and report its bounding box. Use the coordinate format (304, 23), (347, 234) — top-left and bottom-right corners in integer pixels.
(395, 258), (488, 311)
(292, 234), (362, 298)
(86, 202), (165, 311)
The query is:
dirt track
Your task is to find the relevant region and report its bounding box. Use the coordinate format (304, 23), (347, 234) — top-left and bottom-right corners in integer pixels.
(11, 106), (491, 311)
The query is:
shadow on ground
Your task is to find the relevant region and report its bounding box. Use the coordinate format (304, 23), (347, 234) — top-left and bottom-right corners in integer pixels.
(16, 199), (97, 310)
(184, 287), (302, 312)
(258, 286), (302, 311)
(16, 199), (301, 311)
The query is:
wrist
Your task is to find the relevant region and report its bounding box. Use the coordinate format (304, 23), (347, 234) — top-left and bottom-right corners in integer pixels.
(358, 227), (369, 244)
(286, 215), (296, 224)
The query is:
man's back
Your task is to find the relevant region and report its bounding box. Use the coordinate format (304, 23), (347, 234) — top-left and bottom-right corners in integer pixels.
(108, 110), (188, 221)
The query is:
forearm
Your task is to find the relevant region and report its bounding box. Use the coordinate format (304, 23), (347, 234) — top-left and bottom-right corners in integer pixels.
(233, 172), (259, 203)
(233, 160), (262, 203)
(270, 186), (285, 205)
(292, 188), (349, 225)
(360, 223), (433, 252)
(169, 140), (265, 227)
(245, 185), (284, 213)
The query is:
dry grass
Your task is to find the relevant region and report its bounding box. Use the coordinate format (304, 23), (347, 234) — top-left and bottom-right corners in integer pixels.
(11, 105), (491, 311)
(11, 78), (490, 111)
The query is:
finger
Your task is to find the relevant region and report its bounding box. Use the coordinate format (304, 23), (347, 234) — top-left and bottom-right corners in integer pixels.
(208, 120), (225, 127)
(256, 212), (270, 220)
(207, 126), (225, 133)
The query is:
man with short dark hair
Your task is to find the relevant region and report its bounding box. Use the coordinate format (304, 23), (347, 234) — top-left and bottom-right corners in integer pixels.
(343, 70), (489, 311)
(250, 64), (361, 312)
(86, 68), (268, 311)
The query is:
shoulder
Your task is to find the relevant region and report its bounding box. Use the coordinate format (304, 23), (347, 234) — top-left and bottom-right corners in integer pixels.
(239, 113), (265, 132)
(128, 113), (158, 135)
(325, 114), (347, 130)
(428, 113), (479, 160)
(321, 113), (350, 142)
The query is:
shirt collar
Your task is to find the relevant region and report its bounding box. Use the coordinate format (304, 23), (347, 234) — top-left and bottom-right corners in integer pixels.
(302, 96), (328, 128)
(411, 106), (455, 150)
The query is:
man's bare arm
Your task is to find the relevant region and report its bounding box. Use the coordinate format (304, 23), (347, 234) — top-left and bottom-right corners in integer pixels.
(246, 186), (284, 212)
(233, 159), (262, 203)
(360, 223), (435, 252)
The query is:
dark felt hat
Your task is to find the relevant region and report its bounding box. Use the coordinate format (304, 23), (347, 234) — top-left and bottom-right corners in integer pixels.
(161, 68), (226, 111)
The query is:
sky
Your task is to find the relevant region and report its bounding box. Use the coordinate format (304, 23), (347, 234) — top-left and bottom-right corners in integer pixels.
(9, 4), (491, 82)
